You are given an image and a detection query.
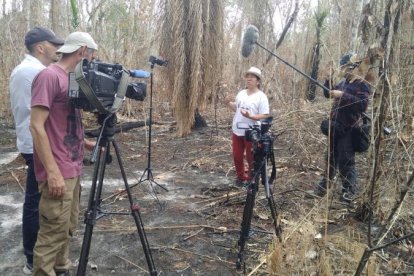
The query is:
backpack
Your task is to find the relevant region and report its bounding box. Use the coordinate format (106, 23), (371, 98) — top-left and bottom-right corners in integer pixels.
(320, 119), (347, 138)
(351, 118), (371, 152)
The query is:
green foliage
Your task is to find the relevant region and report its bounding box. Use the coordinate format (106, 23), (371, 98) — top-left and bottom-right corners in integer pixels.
(313, 9), (329, 32)
(70, 0), (80, 28)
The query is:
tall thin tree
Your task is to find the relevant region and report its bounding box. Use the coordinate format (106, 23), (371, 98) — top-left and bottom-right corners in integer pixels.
(160, 0), (223, 136)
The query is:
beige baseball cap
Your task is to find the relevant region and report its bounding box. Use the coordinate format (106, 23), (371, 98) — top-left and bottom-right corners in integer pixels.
(57, 32), (98, 54)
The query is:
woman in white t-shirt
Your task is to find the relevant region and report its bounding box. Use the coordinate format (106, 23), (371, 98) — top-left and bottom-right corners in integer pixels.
(226, 67), (270, 186)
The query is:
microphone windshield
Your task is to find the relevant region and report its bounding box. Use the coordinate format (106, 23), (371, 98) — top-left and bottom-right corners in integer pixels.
(129, 69), (150, 78)
(241, 25), (259, 58)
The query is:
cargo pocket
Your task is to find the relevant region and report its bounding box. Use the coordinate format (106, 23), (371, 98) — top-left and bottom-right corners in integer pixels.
(39, 195), (64, 222)
(39, 194), (72, 224)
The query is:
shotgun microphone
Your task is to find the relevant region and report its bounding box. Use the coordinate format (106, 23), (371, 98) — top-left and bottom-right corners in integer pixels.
(241, 25), (259, 58)
(129, 69), (150, 78)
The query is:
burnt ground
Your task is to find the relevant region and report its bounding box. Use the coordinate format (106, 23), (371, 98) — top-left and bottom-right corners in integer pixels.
(0, 112), (316, 276)
(1, 110), (413, 275)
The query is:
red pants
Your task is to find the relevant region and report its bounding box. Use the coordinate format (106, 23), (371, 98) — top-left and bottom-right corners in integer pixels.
(232, 133), (253, 181)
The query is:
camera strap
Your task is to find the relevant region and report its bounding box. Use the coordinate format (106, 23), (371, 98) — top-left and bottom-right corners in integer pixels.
(110, 70), (129, 113)
(268, 143), (277, 185)
(74, 60), (129, 114)
(74, 61), (110, 114)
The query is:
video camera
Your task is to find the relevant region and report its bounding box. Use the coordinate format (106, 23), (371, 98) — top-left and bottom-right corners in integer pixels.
(242, 117), (274, 157)
(69, 59), (147, 113)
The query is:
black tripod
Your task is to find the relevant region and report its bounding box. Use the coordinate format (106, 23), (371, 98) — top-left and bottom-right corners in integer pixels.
(138, 59), (168, 192)
(236, 132), (282, 272)
(77, 114), (157, 276)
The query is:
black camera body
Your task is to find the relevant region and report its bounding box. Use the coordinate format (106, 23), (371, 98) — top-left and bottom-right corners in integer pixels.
(149, 55), (168, 67)
(69, 60), (146, 112)
(244, 117), (274, 157)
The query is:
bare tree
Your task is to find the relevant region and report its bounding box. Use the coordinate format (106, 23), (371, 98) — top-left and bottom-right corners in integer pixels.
(159, 0), (223, 136)
(29, 0), (42, 27)
(50, 0), (65, 36)
(306, 9), (328, 101)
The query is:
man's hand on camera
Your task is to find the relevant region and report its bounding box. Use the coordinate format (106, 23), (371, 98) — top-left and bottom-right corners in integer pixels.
(84, 138), (96, 151)
(48, 170), (66, 198)
(329, 90), (344, 98)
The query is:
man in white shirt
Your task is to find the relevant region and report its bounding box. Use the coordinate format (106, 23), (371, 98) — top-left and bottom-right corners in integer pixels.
(9, 27), (63, 275)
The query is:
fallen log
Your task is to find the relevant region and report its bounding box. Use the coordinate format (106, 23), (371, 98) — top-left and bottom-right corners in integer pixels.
(85, 119), (150, 137)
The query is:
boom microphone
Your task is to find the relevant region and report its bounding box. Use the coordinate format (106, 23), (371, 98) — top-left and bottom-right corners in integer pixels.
(241, 25), (259, 57)
(241, 25), (329, 92)
(129, 69), (150, 78)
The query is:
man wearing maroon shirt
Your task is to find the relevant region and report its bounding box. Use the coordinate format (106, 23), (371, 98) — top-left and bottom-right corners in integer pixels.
(30, 32), (97, 276)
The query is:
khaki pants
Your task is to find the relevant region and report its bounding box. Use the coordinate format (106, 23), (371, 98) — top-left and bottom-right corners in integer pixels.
(33, 177), (80, 276)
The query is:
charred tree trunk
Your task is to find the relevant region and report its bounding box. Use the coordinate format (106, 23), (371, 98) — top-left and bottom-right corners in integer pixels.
(192, 109), (207, 129)
(306, 44), (321, 101)
(306, 9), (327, 101)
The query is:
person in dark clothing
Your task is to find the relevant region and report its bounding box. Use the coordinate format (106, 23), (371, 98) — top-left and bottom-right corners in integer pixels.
(315, 53), (371, 202)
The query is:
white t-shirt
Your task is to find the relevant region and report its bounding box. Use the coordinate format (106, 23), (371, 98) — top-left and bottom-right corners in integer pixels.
(232, 89), (269, 136)
(10, 54), (46, 154)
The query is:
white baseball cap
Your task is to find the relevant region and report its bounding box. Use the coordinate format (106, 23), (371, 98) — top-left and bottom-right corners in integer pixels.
(245, 66), (262, 80)
(57, 32), (98, 54)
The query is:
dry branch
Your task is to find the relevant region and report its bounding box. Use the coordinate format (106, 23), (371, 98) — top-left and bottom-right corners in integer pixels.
(354, 169), (414, 275)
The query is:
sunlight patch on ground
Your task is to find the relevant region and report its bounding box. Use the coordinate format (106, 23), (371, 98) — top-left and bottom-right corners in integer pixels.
(0, 151), (19, 166)
(81, 177), (140, 188)
(0, 194), (22, 234)
(80, 172), (173, 188)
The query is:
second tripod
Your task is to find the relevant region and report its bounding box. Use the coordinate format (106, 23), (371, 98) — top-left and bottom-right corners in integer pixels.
(138, 56), (168, 192)
(77, 114), (157, 276)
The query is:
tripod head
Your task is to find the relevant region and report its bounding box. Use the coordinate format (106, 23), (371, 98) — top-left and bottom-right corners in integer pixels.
(149, 55), (168, 69)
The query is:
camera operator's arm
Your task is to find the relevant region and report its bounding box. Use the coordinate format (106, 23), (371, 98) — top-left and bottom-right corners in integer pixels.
(30, 106), (66, 198)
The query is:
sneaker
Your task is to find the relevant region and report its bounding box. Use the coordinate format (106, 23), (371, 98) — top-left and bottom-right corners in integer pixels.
(55, 269), (70, 276)
(22, 263), (33, 275)
(340, 192), (355, 203)
(233, 179), (245, 187)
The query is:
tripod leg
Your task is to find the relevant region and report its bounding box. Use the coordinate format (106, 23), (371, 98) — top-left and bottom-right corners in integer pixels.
(262, 159), (282, 242)
(267, 192), (282, 242)
(112, 140), (158, 276)
(236, 176), (258, 271)
(77, 143), (109, 276)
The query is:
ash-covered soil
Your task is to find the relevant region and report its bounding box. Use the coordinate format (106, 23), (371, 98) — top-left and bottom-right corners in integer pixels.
(2, 111), (408, 275)
(1, 116), (302, 276)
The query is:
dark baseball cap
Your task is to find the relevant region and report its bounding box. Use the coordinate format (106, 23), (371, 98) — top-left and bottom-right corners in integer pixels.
(24, 27), (64, 46)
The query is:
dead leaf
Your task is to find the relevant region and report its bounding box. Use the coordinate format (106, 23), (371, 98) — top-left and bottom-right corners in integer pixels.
(217, 226), (227, 232)
(258, 213), (269, 220)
